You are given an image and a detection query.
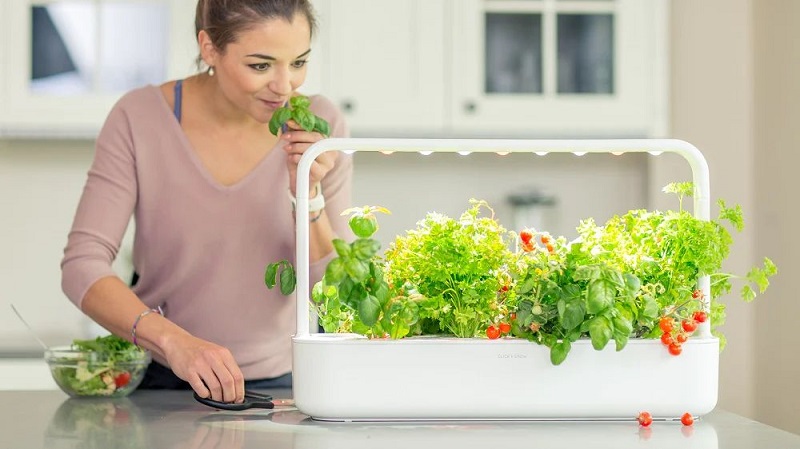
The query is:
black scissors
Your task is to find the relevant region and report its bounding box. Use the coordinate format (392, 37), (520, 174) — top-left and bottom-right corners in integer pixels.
(194, 390), (274, 411)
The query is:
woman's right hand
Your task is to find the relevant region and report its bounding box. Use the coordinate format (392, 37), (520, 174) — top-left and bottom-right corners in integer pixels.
(163, 333), (245, 404)
(77, 277), (245, 404)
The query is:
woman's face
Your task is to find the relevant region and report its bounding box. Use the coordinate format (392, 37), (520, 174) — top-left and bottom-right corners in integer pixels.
(208, 14), (311, 123)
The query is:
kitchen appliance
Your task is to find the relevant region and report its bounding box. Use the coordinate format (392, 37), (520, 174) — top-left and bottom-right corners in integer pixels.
(292, 138), (717, 421)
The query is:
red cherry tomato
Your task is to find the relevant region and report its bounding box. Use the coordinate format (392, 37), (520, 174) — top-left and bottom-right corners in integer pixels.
(681, 412), (694, 426)
(682, 320), (698, 333)
(676, 333), (688, 343)
(486, 325), (501, 340)
(692, 289), (703, 299)
(499, 322), (512, 334)
(637, 411), (653, 427)
(693, 311), (708, 323)
(659, 317), (674, 333)
(661, 332), (673, 346)
(114, 371), (131, 388)
(668, 343), (683, 356)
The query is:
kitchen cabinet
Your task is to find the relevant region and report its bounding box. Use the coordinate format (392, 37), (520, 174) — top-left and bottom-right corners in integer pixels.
(450, 0), (668, 137)
(313, 0), (668, 137)
(0, 0), (197, 138)
(310, 0), (448, 135)
(0, 0), (667, 138)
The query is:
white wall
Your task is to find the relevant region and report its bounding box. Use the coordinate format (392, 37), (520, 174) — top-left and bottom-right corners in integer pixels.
(752, 0), (800, 436)
(660, 0), (798, 435)
(0, 140), (97, 352)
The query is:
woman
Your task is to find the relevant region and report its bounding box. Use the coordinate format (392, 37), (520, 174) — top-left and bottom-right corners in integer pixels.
(60, 0), (352, 404)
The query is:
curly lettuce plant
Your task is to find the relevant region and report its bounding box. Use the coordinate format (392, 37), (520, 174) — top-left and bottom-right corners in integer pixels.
(383, 200), (517, 338)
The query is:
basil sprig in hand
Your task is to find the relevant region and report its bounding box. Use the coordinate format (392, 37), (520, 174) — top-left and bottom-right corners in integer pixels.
(268, 95), (330, 137)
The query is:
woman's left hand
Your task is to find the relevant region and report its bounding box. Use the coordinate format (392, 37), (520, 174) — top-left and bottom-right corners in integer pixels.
(281, 120), (338, 196)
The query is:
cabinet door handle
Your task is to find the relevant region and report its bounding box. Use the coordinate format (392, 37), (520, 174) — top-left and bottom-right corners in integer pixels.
(464, 101), (477, 114)
(341, 100), (356, 113)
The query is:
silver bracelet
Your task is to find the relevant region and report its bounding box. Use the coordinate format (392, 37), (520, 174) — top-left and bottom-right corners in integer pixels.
(131, 306), (163, 347)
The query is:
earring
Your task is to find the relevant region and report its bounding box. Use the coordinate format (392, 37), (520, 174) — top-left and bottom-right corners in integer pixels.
(208, 66), (215, 77)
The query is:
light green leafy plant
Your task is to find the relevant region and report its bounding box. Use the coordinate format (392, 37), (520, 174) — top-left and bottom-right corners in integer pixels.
(383, 200), (517, 338)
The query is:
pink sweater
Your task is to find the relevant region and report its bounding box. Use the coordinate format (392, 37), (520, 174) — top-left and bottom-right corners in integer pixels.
(61, 85), (353, 379)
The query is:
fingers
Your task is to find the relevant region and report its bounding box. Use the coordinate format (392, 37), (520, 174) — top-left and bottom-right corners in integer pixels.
(207, 355), (244, 403)
(187, 372), (211, 399)
(223, 357), (246, 404)
(199, 354), (244, 403)
(168, 338), (245, 404)
(282, 129), (338, 192)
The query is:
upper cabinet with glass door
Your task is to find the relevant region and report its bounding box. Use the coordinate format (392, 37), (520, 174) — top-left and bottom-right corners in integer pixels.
(449, 0), (667, 137)
(0, 0), (198, 138)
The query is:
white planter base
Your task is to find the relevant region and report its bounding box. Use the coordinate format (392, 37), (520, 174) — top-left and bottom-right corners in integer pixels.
(293, 334), (719, 422)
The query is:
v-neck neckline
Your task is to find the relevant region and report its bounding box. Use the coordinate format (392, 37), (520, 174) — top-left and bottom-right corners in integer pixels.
(151, 84), (280, 193)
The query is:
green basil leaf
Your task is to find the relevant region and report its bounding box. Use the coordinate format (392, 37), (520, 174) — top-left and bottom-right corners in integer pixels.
(290, 95), (311, 109)
(279, 264), (296, 295)
(264, 263), (279, 289)
(550, 340), (571, 366)
(268, 107), (292, 136)
(352, 238), (381, 260)
(588, 316), (612, 351)
(372, 281), (389, 306)
(345, 259), (369, 283)
(614, 333), (629, 351)
(314, 118), (330, 137)
(292, 108), (315, 132)
(332, 239), (351, 258)
(560, 299), (585, 331)
(358, 295), (381, 326)
(586, 279), (615, 314)
(324, 258), (346, 284)
(623, 273), (641, 296)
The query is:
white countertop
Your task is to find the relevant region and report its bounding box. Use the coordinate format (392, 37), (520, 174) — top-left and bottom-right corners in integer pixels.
(3, 389), (800, 449)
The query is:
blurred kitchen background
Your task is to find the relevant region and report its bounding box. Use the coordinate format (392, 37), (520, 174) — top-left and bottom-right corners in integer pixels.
(0, 0), (797, 435)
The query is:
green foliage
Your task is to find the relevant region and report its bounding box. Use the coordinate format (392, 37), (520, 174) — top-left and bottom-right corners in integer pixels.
(268, 95), (330, 137)
(263, 183), (778, 366)
(511, 182), (777, 362)
(71, 334), (143, 362)
(310, 206), (396, 336)
(383, 200), (516, 338)
(264, 260), (296, 296)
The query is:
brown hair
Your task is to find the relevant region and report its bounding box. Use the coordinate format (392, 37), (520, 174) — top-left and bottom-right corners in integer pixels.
(195, 0), (317, 64)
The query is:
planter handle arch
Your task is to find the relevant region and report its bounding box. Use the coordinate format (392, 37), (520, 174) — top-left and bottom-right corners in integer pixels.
(293, 138), (711, 338)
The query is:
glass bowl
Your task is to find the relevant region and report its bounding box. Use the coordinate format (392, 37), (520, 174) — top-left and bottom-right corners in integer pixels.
(44, 345), (151, 398)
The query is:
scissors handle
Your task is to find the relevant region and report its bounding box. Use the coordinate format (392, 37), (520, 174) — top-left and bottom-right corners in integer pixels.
(193, 391), (274, 411)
